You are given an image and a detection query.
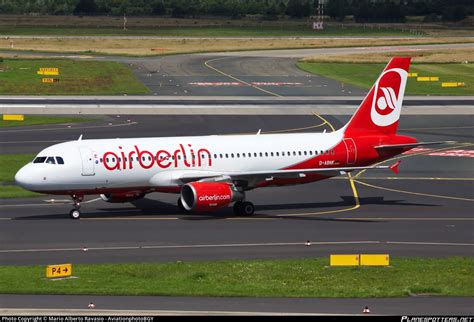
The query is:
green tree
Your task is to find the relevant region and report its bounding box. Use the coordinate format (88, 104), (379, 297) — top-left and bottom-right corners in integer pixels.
(286, 0), (311, 18)
(73, 0), (98, 15)
(442, 5), (467, 21)
(152, 0), (166, 15)
(326, 0), (346, 21)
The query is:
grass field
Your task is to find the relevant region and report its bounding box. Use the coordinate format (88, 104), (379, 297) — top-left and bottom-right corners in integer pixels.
(0, 257), (472, 297)
(0, 59), (149, 95)
(0, 185), (41, 198)
(0, 153), (39, 198)
(0, 25), (416, 37)
(0, 153), (35, 182)
(2, 37), (471, 57)
(0, 115), (97, 127)
(297, 62), (473, 95)
(300, 48), (473, 64)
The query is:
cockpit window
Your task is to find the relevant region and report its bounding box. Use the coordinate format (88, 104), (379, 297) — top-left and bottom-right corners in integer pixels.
(56, 157), (64, 164)
(45, 157), (56, 164)
(33, 156), (47, 163)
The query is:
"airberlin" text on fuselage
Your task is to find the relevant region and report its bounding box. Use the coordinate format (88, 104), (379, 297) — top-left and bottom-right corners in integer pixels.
(102, 144), (212, 171)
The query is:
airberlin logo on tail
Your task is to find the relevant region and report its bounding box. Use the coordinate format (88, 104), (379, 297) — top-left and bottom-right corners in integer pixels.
(370, 68), (407, 127)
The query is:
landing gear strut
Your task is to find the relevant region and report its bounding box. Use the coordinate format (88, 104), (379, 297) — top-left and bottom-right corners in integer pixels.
(233, 201), (255, 216)
(69, 194), (83, 219)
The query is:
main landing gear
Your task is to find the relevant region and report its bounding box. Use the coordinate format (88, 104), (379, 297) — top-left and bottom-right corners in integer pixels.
(233, 201), (255, 216)
(69, 194), (83, 219)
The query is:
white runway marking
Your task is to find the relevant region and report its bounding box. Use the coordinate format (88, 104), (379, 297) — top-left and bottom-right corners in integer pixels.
(0, 121), (137, 133)
(0, 241), (380, 253)
(0, 308), (349, 316)
(1, 240), (473, 254)
(386, 241), (474, 246)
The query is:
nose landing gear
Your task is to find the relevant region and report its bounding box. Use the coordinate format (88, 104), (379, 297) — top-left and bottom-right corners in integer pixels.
(69, 194), (83, 219)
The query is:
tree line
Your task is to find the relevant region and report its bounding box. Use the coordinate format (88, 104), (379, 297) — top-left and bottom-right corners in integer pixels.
(0, 0), (471, 22)
(327, 0), (471, 22)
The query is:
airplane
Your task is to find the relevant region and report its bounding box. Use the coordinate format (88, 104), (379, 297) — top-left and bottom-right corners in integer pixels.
(15, 57), (446, 219)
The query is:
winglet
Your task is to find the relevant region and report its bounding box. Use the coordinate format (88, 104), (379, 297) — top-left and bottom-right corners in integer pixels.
(389, 160), (401, 174)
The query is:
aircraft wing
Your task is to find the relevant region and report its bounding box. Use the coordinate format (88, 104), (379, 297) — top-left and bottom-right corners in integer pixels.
(178, 161), (401, 183)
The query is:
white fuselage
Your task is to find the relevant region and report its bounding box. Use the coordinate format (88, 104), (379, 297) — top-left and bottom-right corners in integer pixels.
(15, 130), (346, 194)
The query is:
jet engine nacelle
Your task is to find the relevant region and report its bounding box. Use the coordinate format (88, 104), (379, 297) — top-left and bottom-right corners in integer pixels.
(100, 192), (145, 203)
(180, 182), (243, 212)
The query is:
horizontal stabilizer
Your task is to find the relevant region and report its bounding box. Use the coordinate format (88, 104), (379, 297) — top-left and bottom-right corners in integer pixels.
(389, 160), (401, 174)
(375, 141), (456, 150)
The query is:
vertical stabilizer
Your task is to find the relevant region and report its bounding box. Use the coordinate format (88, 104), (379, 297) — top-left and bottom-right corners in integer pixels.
(344, 57), (411, 137)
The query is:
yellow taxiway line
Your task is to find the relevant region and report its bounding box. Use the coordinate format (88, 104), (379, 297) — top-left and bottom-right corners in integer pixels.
(204, 57), (282, 97)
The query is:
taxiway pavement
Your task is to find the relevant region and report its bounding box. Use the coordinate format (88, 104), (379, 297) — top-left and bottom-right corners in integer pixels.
(1, 114), (472, 266)
(1, 294), (473, 315)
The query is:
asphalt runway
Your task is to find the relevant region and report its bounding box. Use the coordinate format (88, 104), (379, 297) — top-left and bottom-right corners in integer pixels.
(1, 114), (473, 267)
(1, 294), (473, 315)
(128, 54), (366, 97)
(120, 43), (474, 97)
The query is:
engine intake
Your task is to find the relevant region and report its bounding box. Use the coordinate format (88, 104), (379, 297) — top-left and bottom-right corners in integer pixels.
(181, 182), (243, 212)
(100, 192), (145, 203)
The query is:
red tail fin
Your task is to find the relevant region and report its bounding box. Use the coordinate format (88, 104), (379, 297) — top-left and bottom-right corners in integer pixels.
(344, 57), (410, 137)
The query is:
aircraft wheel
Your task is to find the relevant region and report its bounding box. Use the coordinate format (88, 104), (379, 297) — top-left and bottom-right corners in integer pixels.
(69, 209), (81, 220)
(234, 201), (254, 216)
(240, 201), (255, 216)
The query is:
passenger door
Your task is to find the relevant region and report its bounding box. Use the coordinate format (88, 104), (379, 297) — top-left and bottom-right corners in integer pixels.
(79, 147), (95, 176)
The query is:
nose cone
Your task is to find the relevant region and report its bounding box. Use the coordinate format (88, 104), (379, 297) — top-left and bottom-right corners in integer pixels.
(15, 164), (38, 191)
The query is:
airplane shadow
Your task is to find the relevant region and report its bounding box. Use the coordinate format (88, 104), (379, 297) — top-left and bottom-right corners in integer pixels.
(13, 195), (438, 222)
